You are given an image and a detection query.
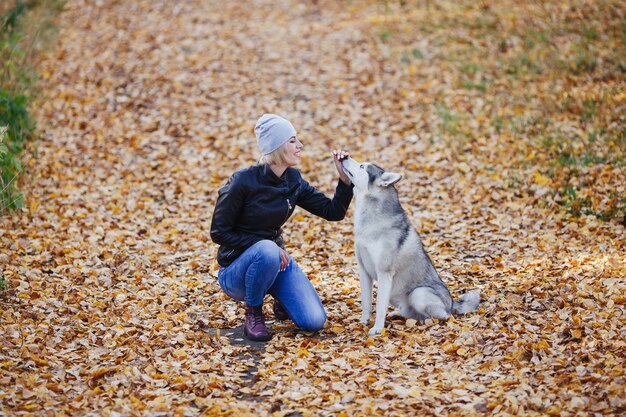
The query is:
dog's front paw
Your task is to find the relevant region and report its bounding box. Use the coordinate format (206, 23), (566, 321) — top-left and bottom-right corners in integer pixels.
(360, 316), (370, 326)
(368, 326), (383, 336)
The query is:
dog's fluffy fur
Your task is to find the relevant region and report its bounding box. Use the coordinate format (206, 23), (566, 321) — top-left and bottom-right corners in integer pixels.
(341, 157), (480, 335)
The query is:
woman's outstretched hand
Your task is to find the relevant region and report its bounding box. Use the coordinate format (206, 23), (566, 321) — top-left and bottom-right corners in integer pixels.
(332, 149), (351, 185)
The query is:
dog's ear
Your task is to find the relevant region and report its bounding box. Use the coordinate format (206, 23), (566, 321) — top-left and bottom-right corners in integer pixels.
(377, 172), (402, 187)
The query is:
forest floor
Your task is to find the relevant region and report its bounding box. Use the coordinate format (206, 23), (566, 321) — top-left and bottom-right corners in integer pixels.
(1, 0), (624, 416)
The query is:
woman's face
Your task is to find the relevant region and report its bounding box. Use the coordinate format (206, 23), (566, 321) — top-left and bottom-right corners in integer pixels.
(283, 136), (303, 166)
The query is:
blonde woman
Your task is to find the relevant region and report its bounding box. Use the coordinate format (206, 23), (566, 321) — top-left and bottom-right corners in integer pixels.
(210, 114), (352, 341)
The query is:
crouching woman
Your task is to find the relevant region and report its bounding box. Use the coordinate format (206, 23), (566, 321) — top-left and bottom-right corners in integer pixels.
(210, 114), (352, 341)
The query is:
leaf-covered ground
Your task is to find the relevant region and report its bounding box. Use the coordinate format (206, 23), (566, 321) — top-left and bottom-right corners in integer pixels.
(1, 0), (624, 415)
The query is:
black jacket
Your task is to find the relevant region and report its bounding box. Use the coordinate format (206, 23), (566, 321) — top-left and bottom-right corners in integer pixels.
(210, 163), (353, 267)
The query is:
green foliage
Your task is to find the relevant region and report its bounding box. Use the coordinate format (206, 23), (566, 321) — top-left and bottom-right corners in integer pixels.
(400, 47), (425, 64)
(411, 47), (424, 59)
(558, 185), (625, 221)
(435, 105), (459, 135)
(0, 90), (32, 211)
(381, 0), (624, 223)
(0, 0), (65, 215)
(462, 79), (487, 92)
(1, 1), (29, 34)
(379, 28), (392, 42)
(0, 274), (8, 291)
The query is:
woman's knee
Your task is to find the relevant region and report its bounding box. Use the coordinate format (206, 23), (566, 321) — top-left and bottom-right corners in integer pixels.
(295, 308), (327, 332)
(251, 240), (281, 265)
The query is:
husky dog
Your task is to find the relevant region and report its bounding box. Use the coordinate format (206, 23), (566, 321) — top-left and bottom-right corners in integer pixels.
(341, 157), (480, 335)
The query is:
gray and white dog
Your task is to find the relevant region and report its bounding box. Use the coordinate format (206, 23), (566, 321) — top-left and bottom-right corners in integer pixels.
(341, 157), (480, 335)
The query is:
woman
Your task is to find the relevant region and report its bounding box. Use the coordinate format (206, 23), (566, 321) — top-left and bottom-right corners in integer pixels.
(210, 114), (352, 341)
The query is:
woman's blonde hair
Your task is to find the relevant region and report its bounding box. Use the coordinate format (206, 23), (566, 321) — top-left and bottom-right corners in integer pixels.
(258, 139), (290, 166)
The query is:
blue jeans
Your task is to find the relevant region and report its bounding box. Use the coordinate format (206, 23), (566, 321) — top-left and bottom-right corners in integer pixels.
(217, 240), (326, 331)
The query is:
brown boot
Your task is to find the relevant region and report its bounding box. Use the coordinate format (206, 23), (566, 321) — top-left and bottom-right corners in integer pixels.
(244, 304), (271, 341)
(273, 299), (289, 321)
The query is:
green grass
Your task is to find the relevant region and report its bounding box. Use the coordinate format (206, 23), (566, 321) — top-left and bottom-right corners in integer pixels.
(411, 47), (424, 59)
(401, 47), (425, 64)
(462, 79), (487, 92)
(435, 105), (460, 135)
(372, 0), (625, 224)
(0, 0), (65, 214)
(0, 90), (33, 211)
(379, 28), (392, 42)
(0, 274), (8, 291)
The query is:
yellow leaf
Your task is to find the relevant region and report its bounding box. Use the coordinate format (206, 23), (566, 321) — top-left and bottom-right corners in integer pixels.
(46, 383), (62, 393)
(127, 396), (145, 410)
(89, 367), (110, 378)
(546, 406), (561, 416)
(31, 354), (48, 366)
(533, 172), (551, 186)
(151, 395), (169, 412)
(443, 343), (458, 354)
(330, 325), (344, 333)
(22, 403), (40, 411)
(408, 388), (421, 399)
(173, 349), (187, 358)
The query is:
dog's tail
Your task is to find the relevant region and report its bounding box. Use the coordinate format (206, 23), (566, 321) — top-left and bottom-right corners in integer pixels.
(452, 290), (480, 315)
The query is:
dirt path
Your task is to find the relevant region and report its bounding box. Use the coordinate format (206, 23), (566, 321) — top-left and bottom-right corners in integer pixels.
(2, 0), (624, 415)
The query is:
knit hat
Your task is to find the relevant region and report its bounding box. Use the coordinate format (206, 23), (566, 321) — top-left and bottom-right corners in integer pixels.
(254, 114), (296, 155)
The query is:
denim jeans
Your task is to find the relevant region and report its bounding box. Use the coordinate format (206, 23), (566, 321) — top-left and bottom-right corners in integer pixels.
(217, 240), (326, 331)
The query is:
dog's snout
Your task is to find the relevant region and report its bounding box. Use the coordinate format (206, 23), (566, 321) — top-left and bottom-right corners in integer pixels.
(341, 157), (355, 166)
(341, 157), (355, 176)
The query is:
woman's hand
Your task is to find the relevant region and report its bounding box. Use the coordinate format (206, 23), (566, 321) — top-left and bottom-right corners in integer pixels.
(279, 248), (290, 271)
(332, 149), (351, 185)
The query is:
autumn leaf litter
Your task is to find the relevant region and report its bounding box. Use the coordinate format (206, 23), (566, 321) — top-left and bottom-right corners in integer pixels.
(1, 0), (624, 416)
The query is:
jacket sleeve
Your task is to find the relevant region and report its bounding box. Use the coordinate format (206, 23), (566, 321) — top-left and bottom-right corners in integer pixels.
(296, 178), (353, 221)
(210, 173), (263, 250)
